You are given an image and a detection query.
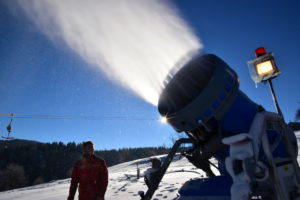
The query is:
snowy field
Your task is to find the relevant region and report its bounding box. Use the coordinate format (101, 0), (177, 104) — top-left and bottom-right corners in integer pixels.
(0, 131), (299, 200)
(0, 155), (211, 200)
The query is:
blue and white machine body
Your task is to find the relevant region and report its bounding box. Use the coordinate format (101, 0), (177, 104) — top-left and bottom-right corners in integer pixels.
(153, 54), (300, 200)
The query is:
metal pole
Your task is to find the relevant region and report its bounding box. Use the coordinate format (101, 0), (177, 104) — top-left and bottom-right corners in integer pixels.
(267, 79), (283, 118)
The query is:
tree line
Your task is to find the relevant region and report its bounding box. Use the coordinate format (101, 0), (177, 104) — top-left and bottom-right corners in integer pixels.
(0, 139), (170, 191)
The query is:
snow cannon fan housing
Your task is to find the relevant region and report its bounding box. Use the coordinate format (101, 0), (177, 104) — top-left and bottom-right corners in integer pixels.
(158, 54), (239, 134)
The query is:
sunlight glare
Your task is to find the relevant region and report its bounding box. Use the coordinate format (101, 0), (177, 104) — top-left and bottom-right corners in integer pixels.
(160, 116), (168, 123)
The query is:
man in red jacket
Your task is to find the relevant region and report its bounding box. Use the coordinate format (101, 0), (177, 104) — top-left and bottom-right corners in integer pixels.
(68, 141), (108, 200)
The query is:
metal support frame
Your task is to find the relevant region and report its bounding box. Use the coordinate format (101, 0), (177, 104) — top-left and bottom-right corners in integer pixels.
(267, 79), (300, 185)
(261, 113), (300, 199)
(140, 138), (193, 200)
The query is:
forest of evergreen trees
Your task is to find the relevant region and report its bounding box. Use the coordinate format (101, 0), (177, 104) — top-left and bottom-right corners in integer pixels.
(0, 139), (171, 191)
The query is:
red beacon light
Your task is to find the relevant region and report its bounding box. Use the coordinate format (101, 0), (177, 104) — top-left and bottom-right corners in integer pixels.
(255, 47), (267, 57)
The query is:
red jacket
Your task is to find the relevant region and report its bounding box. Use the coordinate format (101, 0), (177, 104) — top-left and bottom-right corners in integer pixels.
(68, 155), (108, 200)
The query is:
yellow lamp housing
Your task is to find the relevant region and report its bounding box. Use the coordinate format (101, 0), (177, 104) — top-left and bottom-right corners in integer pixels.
(247, 52), (280, 83)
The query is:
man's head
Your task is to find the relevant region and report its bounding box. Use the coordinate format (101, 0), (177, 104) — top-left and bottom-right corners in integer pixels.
(149, 158), (161, 168)
(83, 141), (94, 156)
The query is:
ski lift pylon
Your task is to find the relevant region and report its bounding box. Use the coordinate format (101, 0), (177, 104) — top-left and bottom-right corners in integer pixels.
(1, 114), (15, 140)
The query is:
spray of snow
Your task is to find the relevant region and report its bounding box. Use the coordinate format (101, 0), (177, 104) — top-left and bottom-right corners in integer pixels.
(13, 0), (202, 105)
(15, 0), (202, 105)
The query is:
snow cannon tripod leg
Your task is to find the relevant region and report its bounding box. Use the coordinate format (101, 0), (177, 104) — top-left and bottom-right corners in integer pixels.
(139, 138), (193, 200)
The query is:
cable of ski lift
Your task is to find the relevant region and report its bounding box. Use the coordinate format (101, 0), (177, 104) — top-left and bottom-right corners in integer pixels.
(0, 113), (159, 121)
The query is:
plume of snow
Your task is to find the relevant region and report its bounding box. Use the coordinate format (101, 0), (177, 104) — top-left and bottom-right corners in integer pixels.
(15, 0), (202, 105)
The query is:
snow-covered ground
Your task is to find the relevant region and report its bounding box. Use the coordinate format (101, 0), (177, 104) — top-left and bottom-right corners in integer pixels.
(0, 155), (210, 200)
(1, 131), (299, 200)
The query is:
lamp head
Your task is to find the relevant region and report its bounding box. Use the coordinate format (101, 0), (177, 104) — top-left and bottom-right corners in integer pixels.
(248, 47), (280, 83)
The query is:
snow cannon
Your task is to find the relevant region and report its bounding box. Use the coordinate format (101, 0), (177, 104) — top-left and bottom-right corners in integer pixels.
(158, 54), (259, 155)
(153, 53), (300, 200)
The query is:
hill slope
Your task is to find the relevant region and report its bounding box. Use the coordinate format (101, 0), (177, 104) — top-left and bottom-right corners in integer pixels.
(1, 131), (299, 200)
(0, 155), (208, 200)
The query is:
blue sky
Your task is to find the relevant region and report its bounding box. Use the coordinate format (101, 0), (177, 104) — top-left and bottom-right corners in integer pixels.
(0, 0), (300, 150)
